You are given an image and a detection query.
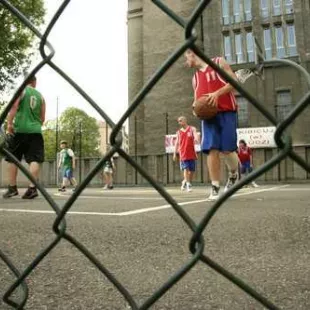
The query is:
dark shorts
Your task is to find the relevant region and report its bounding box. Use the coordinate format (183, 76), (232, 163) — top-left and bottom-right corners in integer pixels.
(180, 160), (196, 172)
(201, 111), (237, 154)
(5, 133), (44, 164)
(240, 160), (252, 174)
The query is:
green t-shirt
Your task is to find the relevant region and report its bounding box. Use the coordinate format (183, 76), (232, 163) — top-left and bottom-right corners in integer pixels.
(60, 148), (74, 169)
(14, 86), (43, 134)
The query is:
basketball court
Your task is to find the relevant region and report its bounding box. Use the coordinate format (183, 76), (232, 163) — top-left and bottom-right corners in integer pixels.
(1, 184), (309, 309)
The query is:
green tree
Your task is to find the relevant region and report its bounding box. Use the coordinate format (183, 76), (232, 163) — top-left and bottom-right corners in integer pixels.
(0, 0), (45, 91)
(59, 107), (100, 158)
(42, 120), (57, 160)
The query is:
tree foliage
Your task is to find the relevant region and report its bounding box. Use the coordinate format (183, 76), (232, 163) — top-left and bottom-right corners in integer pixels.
(43, 108), (101, 160)
(0, 0), (45, 92)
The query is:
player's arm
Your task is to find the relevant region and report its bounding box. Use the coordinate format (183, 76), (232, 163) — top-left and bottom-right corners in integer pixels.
(7, 98), (21, 134)
(40, 97), (46, 124)
(192, 126), (199, 144)
(173, 133), (179, 161)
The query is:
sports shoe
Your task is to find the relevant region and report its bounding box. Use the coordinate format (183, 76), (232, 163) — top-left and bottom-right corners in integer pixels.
(207, 185), (220, 201)
(251, 181), (259, 188)
(103, 185), (109, 190)
(108, 185), (114, 190)
(22, 187), (38, 199)
(186, 183), (192, 192)
(58, 187), (66, 192)
(180, 180), (186, 191)
(3, 185), (18, 199)
(224, 172), (238, 192)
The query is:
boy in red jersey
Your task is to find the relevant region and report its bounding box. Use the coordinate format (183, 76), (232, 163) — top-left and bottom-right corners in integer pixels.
(173, 116), (199, 192)
(237, 139), (259, 187)
(185, 50), (240, 201)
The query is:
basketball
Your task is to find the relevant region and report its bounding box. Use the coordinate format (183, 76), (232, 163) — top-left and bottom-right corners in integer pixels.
(193, 96), (217, 120)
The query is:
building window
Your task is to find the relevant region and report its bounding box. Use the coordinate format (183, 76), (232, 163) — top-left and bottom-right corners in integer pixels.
(287, 24), (297, 56)
(285, 0), (294, 14)
(246, 32), (254, 62)
(222, 0), (230, 25)
(276, 90), (292, 122)
(235, 33), (244, 63)
(244, 0), (252, 21)
(275, 26), (286, 58)
(237, 96), (249, 127)
(261, 0), (269, 18)
(273, 0), (281, 16)
(224, 35), (233, 63)
(233, 0), (241, 23)
(263, 28), (272, 60)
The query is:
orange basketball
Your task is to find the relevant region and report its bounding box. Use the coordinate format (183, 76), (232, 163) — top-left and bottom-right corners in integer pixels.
(193, 96), (217, 120)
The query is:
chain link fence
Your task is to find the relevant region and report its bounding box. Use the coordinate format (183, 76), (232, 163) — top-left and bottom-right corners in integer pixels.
(0, 0), (310, 309)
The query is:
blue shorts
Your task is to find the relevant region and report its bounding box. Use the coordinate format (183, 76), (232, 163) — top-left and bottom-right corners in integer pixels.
(240, 160), (252, 174)
(201, 111), (237, 154)
(180, 160), (196, 172)
(63, 168), (73, 179)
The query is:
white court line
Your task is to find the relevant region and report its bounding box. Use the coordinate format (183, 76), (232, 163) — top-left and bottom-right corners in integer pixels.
(0, 185), (290, 217)
(54, 193), (163, 200)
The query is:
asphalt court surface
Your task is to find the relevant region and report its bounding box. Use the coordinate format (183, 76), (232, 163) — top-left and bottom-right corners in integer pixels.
(1, 184), (310, 309)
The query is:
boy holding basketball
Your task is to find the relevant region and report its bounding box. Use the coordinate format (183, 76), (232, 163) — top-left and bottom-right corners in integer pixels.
(173, 116), (199, 192)
(185, 50), (239, 201)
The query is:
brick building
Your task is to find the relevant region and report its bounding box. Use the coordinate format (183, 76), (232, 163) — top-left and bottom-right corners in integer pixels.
(127, 0), (310, 182)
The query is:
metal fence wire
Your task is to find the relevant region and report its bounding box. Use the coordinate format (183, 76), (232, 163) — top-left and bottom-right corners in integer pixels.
(0, 0), (310, 309)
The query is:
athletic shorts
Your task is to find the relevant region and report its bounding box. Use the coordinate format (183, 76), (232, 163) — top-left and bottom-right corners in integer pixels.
(5, 133), (44, 164)
(240, 160), (252, 174)
(103, 167), (113, 174)
(63, 168), (73, 179)
(201, 111), (237, 154)
(180, 160), (196, 172)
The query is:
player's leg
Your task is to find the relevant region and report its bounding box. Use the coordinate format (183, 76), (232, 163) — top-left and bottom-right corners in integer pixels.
(3, 133), (23, 198)
(109, 171), (114, 189)
(103, 171), (110, 189)
(201, 119), (221, 201)
(179, 161), (187, 191)
(186, 160), (196, 192)
(219, 112), (239, 192)
(22, 133), (44, 199)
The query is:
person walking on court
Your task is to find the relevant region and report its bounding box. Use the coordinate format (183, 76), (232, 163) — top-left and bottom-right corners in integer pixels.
(173, 116), (199, 192)
(237, 139), (259, 188)
(3, 75), (46, 199)
(58, 140), (78, 192)
(185, 50), (240, 201)
(102, 156), (115, 190)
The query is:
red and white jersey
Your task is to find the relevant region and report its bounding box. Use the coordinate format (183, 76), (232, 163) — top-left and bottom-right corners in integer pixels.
(192, 57), (237, 112)
(177, 126), (197, 161)
(238, 146), (252, 163)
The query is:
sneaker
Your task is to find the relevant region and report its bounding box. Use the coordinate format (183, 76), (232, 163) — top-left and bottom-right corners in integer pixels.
(181, 180), (186, 191)
(224, 173), (238, 192)
(251, 181), (259, 188)
(3, 185), (18, 199)
(58, 187), (66, 192)
(103, 185), (109, 190)
(108, 185), (114, 190)
(207, 185), (220, 201)
(22, 187), (38, 199)
(186, 183), (192, 192)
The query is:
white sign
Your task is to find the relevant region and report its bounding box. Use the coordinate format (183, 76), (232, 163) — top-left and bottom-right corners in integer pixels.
(165, 126), (277, 153)
(237, 126), (276, 148)
(165, 133), (201, 154)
